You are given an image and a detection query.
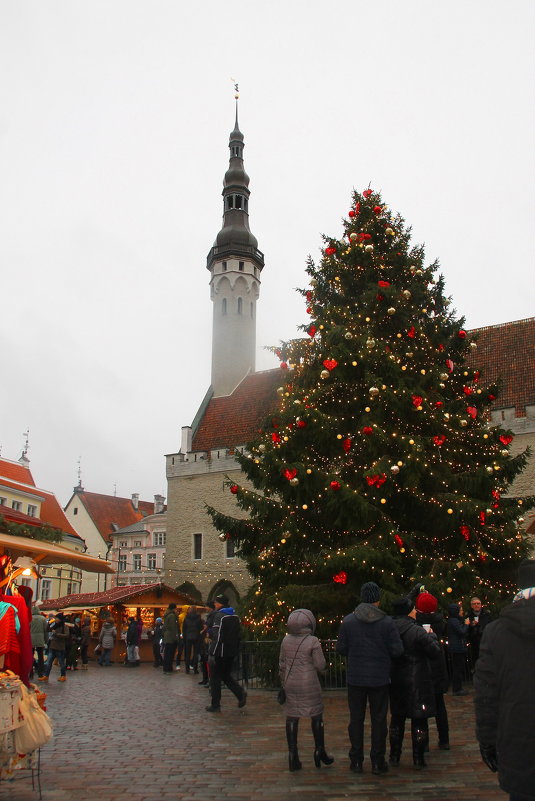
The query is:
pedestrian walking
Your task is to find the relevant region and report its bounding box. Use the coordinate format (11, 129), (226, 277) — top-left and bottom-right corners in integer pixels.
(98, 618), (116, 666)
(279, 608), (334, 772)
(150, 617), (164, 667)
(182, 606), (203, 673)
(474, 558), (535, 801)
(205, 594), (247, 712)
(162, 603), (179, 674)
(414, 591), (450, 750)
(30, 604), (48, 678)
(39, 612), (69, 682)
(447, 603), (469, 695)
(336, 581), (403, 775)
(389, 597), (441, 769)
(79, 616), (91, 669)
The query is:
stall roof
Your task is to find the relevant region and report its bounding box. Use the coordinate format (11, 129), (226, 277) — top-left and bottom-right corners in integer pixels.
(0, 532), (114, 573)
(40, 582), (195, 610)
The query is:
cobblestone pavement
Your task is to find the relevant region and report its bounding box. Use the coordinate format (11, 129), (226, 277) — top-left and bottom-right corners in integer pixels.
(5, 663), (507, 801)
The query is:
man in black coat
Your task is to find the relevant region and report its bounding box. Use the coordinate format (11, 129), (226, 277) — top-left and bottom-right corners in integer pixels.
(205, 594), (247, 712)
(336, 581), (403, 776)
(389, 597), (441, 769)
(474, 558), (535, 801)
(466, 596), (492, 667)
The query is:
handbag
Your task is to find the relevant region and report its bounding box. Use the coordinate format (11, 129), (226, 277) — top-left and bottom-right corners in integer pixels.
(278, 634), (309, 705)
(94, 643), (102, 655)
(14, 684), (53, 754)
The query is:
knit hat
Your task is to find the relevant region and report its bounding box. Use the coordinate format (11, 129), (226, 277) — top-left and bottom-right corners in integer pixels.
(391, 597), (412, 616)
(156, 617), (162, 623)
(518, 558), (535, 590)
(415, 592), (438, 614)
(360, 582), (381, 604)
(214, 594), (229, 606)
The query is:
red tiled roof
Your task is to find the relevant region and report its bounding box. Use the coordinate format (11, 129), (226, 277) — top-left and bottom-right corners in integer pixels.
(40, 582), (195, 610)
(0, 458), (35, 486)
(0, 503), (43, 528)
(191, 369), (282, 452)
(467, 317), (535, 416)
(0, 476), (81, 538)
(76, 491), (155, 542)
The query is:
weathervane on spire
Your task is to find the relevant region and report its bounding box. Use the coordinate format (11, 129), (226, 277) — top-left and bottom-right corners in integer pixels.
(22, 429), (30, 458)
(77, 456), (82, 487)
(231, 78), (239, 99)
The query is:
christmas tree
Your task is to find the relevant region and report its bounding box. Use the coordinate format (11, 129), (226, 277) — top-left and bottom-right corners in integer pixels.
(207, 188), (533, 636)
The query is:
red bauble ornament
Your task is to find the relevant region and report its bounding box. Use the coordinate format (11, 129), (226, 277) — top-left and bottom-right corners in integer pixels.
(460, 525), (470, 541)
(488, 393), (496, 401)
(473, 370), (480, 382)
(463, 386), (473, 395)
(330, 480), (341, 491)
(466, 406), (477, 419)
(376, 294), (384, 301)
(323, 359), (338, 371)
(433, 434), (447, 446)
(280, 362), (288, 369)
(348, 210), (356, 218)
(366, 473), (387, 488)
(363, 189), (373, 198)
(342, 438), (352, 453)
(407, 326), (416, 338)
(357, 232), (372, 243)
(325, 246), (337, 256)
(394, 534), (404, 547)
(492, 489), (501, 500)
(499, 434), (513, 446)
(306, 291), (313, 302)
(307, 325), (317, 338)
(362, 426), (373, 436)
(378, 280), (390, 287)
(435, 401), (443, 408)
(479, 511), (486, 525)
(297, 420), (307, 429)
(438, 343), (445, 352)
(283, 468), (297, 481)
(230, 485), (239, 495)
(373, 205), (382, 215)
(306, 306), (312, 314)
(412, 395), (423, 407)
(271, 433), (281, 443)
(458, 330), (467, 339)
(333, 571), (348, 584)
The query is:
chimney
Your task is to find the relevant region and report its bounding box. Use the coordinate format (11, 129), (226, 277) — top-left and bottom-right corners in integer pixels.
(154, 494), (165, 514)
(181, 426), (192, 454)
(131, 493), (139, 510)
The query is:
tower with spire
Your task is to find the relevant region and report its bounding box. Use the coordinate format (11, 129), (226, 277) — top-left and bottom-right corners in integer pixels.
(208, 102), (264, 397)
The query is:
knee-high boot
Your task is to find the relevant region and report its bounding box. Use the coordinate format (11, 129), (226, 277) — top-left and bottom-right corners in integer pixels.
(311, 716), (334, 768)
(286, 718), (302, 772)
(411, 721), (427, 769)
(389, 722), (404, 766)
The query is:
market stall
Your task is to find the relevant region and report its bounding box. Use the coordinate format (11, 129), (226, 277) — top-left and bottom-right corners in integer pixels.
(0, 531), (114, 795)
(40, 583), (201, 664)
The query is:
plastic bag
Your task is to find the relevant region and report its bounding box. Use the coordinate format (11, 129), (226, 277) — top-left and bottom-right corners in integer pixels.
(14, 684), (53, 754)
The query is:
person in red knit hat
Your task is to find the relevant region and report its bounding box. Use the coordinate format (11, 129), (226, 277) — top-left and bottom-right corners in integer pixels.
(414, 592), (450, 751)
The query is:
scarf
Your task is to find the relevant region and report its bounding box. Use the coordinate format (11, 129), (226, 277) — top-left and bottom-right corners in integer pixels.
(513, 586), (535, 603)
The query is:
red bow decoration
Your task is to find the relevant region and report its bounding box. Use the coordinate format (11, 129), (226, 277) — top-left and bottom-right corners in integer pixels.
(363, 189), (373, 198)
(378, 280), (390, 287)
(433, 434), (447, 446)
(366, 473), (387, 488)
(325, 246), (337, 256)
(323, 359), (338, 371)
(466, 406), (477, 419)
(445, 359), (454, 372)
(283, 468), (297, 481)
(333, 571), (347, 584)
(460, 525), (470, 541)
(271, 433), (281, 443)
(412, 395), (423, 407)
(330, 480), (341, 491)
(438, 343), (445, 352)
(357, 232), (372, 243)
(362, 426), (373, 436)
(407, 326), (416, 338)
(499, 434), (513, 446)
(463, 386), (473, 395)
(342, 438), (352, 453)
(492, 490), (501, 500)
(307, 325), (317, 338)
(479, 511), (486, 525)
(297, 420), (307, 429)
(394, 534), (404, 548)
(230, 485), (239, 495)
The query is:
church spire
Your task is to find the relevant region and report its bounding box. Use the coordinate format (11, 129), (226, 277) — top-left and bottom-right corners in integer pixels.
(207, 101), (264, 398)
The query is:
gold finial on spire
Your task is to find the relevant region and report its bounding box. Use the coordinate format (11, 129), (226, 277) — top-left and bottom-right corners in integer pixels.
(231, 77), (239, 100)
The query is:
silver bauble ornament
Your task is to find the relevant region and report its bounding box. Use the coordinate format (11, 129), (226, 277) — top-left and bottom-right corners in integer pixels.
(402, 290), (411, 299)
(320, 369), (330, 379)
(365, 244), (374, 252)
(390, 465), (400, 474)
(387, 307), (396, 315)
(369, 386), (380, 397)
(344, 331), (353, 340)
(290, 477), (299, 486)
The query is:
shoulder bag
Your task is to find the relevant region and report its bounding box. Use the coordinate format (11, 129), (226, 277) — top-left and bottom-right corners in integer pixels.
(278, 634), (310, 704)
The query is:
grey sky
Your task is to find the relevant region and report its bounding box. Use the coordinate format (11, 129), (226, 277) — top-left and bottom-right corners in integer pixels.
(1, 1), (533, 507)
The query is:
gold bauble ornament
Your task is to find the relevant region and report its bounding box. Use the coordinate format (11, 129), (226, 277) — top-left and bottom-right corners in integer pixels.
(446, 587), (453, 594)
(306, 468), (312, 474)
(409, 439), (415, 445)
(501, 449), (509, 457)
(320, 369), (330, 379)
(406, 352), (413, 358)
(387, 307), (396, 315)
(444, 413), (450, 420)
(302, 504), (308, 510)
(380, 498), (387, 504)
(369, 387), (380, 397)
(283, 436), (289, 441)
(259, 444), (266, 452)
(486, 466), (494, 474)
(293, 399), (301, 405)
(386, 227), (394, 235)
(420, 369), (426, 375)
(290, 477), (299, 486)
(365, 406), (371, 412)
(350, 232), (358, 241)
(218, 533), (227, 542)
(440, 373), (449, 381)
(470, 341), (477, 349)
(344, 331), (353, 339)
(352, 360), (357, 366)
(402, 290), (411, 299)
(391, 465), (400, 474)
(401, 365), (407, 371)
(277, 386), (284, 395)
(460, 419), (468, 427)
(416, 269), (423, 275)
(366, 338), (376, 349)
(365, 244), (374, 252)
(447, 508), (453, 514)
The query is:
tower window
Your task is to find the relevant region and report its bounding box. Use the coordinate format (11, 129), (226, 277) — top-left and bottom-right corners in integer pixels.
(222, 298), (227, 315)
(226, 196), (234, 210)
(239, 261), (244, 271)
(222, 261), (227, 271)
(193, 533), (203, 560)
(226, 539), (236, 559)
(235, 195), (243, 209)
(237, 297), (243, 315)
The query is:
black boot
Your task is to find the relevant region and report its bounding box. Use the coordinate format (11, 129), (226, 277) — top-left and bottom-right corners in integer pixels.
(412, 724), (427, 770)
(389, 724), (403, 767)
(286, 718), (302, 772)
(311, 716), (334, 768)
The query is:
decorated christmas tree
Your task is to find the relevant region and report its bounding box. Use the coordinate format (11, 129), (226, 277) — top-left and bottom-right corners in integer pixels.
(207, 188), (533, 635)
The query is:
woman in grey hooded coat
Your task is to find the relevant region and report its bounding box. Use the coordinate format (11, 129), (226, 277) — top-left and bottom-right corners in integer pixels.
(279, 609), (334, 772)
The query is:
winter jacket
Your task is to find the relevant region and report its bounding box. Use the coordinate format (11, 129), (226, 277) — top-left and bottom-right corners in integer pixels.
(126, 620), (138, 646)
(390, 616), (441, 719)
(208, 607), (241, 658)
(416, 610), (449, 693)
(99, 621), (116, 649)
(474, 596), (535, 799)
(467, 607), (492, 650)
(446, 604), (469, 653)
(30, 608), (48, 648)
(80, 623), (91, 647)
(48, 618), (69, 651)
(182, 611), (203, 641)
(337, 603), (404, 686)
(279, 609), (326, 718)
(162, 608), (179, 644)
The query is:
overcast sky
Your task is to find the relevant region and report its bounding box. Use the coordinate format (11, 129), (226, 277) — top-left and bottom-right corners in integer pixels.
(1, 1), (533, 508)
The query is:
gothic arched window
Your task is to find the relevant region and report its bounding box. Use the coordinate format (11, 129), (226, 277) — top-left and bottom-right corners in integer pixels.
(222, 298), (227, 315)
(237, 297), (243, 315)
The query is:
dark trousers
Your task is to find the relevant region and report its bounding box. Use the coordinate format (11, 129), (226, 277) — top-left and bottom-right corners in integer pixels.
(434, 692), (449, 743)
(210, 655), (244, 707)
(347, 684), (389, 763)
(45, 648), (66, 677)
(184, 639), (199, 672)
(451, 652), (466, 692)
(153, 641), (163, 666)
(163, 642), (176, 673)
(175, 638), (184, 666)
(33, 646), (45, 677)
(80, 643), (89, 665)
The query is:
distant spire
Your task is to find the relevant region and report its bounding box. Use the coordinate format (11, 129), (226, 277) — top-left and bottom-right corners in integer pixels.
(19, 429), (30, 467)
(74, 456), (84, 493)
